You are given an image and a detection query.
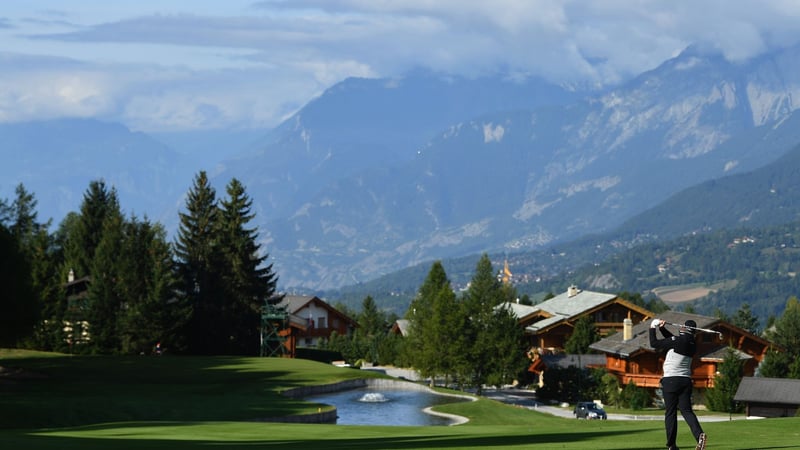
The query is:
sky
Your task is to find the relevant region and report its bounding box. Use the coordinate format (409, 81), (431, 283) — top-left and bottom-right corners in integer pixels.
(2, 1), (800, 133)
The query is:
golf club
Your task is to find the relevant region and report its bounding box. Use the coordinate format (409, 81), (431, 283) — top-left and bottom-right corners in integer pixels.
(665, 321), (724, 340)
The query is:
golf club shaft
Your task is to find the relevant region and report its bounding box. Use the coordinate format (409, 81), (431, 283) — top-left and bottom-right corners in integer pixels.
(665, 322), (722, 336)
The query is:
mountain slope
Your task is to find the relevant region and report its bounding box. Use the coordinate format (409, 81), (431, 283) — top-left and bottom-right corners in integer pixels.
(328, 139), (800, 318)
(0, 118), (187, 224)
(215, 71), (581, 220)
(263, 45), (800, 290)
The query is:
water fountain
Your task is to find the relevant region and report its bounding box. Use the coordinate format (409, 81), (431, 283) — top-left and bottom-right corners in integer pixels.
(358, 392), (389, 403)
(307, 387), (466, 426)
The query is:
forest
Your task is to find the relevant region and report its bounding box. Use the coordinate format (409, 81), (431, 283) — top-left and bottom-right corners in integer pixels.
(0, 172), (276, 355)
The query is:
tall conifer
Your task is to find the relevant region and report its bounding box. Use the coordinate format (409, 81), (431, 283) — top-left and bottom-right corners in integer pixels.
(86, 206), (125, 353)
(459, 254), (524, 394)
(217, 178), (277, 354)
(65, 180), (119, 278)
(407, 261), (450, 385)
(174, 171), (224, 354)
(118, 219), (186, 354)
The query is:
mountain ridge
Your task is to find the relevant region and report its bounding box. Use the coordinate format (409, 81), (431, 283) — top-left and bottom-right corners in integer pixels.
(258, 44), (800, 290)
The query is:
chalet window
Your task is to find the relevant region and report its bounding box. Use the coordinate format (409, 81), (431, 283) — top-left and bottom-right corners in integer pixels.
(318, 317), (327, 328)
(304, 338), (313, 346)
(332, 318), (340, 328)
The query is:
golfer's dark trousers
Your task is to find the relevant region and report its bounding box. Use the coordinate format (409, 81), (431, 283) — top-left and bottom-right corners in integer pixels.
(661, 376), (704, 446)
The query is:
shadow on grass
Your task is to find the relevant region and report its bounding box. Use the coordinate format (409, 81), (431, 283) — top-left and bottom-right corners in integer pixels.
(0, 355), (371, 429)
(6, 426), (656, 450)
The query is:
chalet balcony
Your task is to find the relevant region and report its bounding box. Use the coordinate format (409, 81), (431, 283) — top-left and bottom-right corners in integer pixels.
(619, 373), (716, 389)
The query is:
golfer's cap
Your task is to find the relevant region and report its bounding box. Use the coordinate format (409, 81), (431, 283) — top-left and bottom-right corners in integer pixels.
(684, 320), (697, 329)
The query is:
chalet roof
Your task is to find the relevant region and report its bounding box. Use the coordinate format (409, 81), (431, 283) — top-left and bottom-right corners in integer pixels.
(734, 377), (800, 405)
(277, 295), (358, 326)
(504, 287), (636, 333)
(699, 346), (752, 362)
(63, 275), (91, 288)
(391, 319), (410, 337)
(589, 311), (717, 357)
(277, 295), (317, 313)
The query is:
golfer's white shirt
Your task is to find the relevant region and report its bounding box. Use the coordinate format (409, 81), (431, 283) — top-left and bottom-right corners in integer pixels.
(663, 347), (692, 378)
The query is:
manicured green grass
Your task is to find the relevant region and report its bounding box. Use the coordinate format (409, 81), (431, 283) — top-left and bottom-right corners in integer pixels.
(1, 349), (798, 449)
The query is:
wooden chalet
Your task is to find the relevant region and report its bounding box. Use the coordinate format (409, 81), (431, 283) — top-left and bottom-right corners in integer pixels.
(390, 319), (410, 337)
(503, 285), (655, 384)
(589, 311), (772, 393)
(63, 270), (91, 345)
(276, 295), (358, 348)
(734, 377), (800, 418)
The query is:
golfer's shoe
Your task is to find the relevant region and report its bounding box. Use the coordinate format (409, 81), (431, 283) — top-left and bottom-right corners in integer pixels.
(695, 432), (707, 450)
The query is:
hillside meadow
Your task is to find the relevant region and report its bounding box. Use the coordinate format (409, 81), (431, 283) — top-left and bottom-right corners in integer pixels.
(1, 349), (798, 449)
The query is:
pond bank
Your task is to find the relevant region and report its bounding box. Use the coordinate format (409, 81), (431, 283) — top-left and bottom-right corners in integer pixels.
(259, 377), (473, 424)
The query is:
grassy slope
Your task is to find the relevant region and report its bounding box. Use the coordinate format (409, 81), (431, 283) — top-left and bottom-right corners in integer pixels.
(1, 350), (798, 449)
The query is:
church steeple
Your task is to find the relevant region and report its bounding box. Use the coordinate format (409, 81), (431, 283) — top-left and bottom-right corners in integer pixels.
(501, 259), (512, 284)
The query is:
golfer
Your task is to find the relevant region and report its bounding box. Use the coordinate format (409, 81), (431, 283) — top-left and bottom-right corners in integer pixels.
(649, 319), (708, 450)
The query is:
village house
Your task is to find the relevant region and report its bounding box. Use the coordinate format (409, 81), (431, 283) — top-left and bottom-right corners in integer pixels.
(63, 269), (91, 345)
(589, 311), (772, 396)
(502, 285), (655, 384)
(275, 295), (358, 349)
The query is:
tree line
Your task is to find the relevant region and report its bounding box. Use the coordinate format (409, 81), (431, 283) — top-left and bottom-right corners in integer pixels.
(323, 256), (530, 395)
(0, 171), (276, 355)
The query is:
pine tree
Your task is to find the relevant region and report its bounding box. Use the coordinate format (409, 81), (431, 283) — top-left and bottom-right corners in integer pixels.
(174, 171), (223, 354)
(27, 225), (64, 350)
(565, 316), (599, 354)
(64, 180), (119, 278)
(760, 297), (800, 378)
(429, 283), (465, 387)
(732, 302), (759, 335)
(217, 178), (277, 355)
(768, 297), (800, 356)
(459, 254), (522, 394)
(406, 261), (450, 385)
(86, 208), (125, 353)
(705, 347), (744, 413)
(118, 219), (187, 354)
(9, 183), (41, 247)
(358, 296), (385, 337)
(5, 184), (62, 349)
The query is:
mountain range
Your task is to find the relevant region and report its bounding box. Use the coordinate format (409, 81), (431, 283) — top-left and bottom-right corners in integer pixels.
(3, 44), (800, 294)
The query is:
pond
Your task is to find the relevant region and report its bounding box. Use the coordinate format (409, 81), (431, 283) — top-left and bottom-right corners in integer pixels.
(306, 386), (467, 426)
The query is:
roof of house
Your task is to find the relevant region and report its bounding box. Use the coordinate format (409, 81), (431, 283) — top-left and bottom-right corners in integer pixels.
(699, 346), (753, 362)
(504, 287), (650, 334)
(391, 319), (410, 337)
(589, 311), (718, 357)
(734, 377), (800, 405)
(277, 295), (357, 325)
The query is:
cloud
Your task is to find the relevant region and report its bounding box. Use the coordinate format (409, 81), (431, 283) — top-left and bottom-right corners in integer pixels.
(2, 1), (800, 131)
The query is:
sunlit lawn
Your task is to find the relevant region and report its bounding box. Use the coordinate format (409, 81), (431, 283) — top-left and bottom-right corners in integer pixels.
(1, 349), (797, 449)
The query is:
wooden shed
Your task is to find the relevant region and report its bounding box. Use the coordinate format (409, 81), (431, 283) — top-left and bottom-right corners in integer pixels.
(734, 377), (800, 418)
